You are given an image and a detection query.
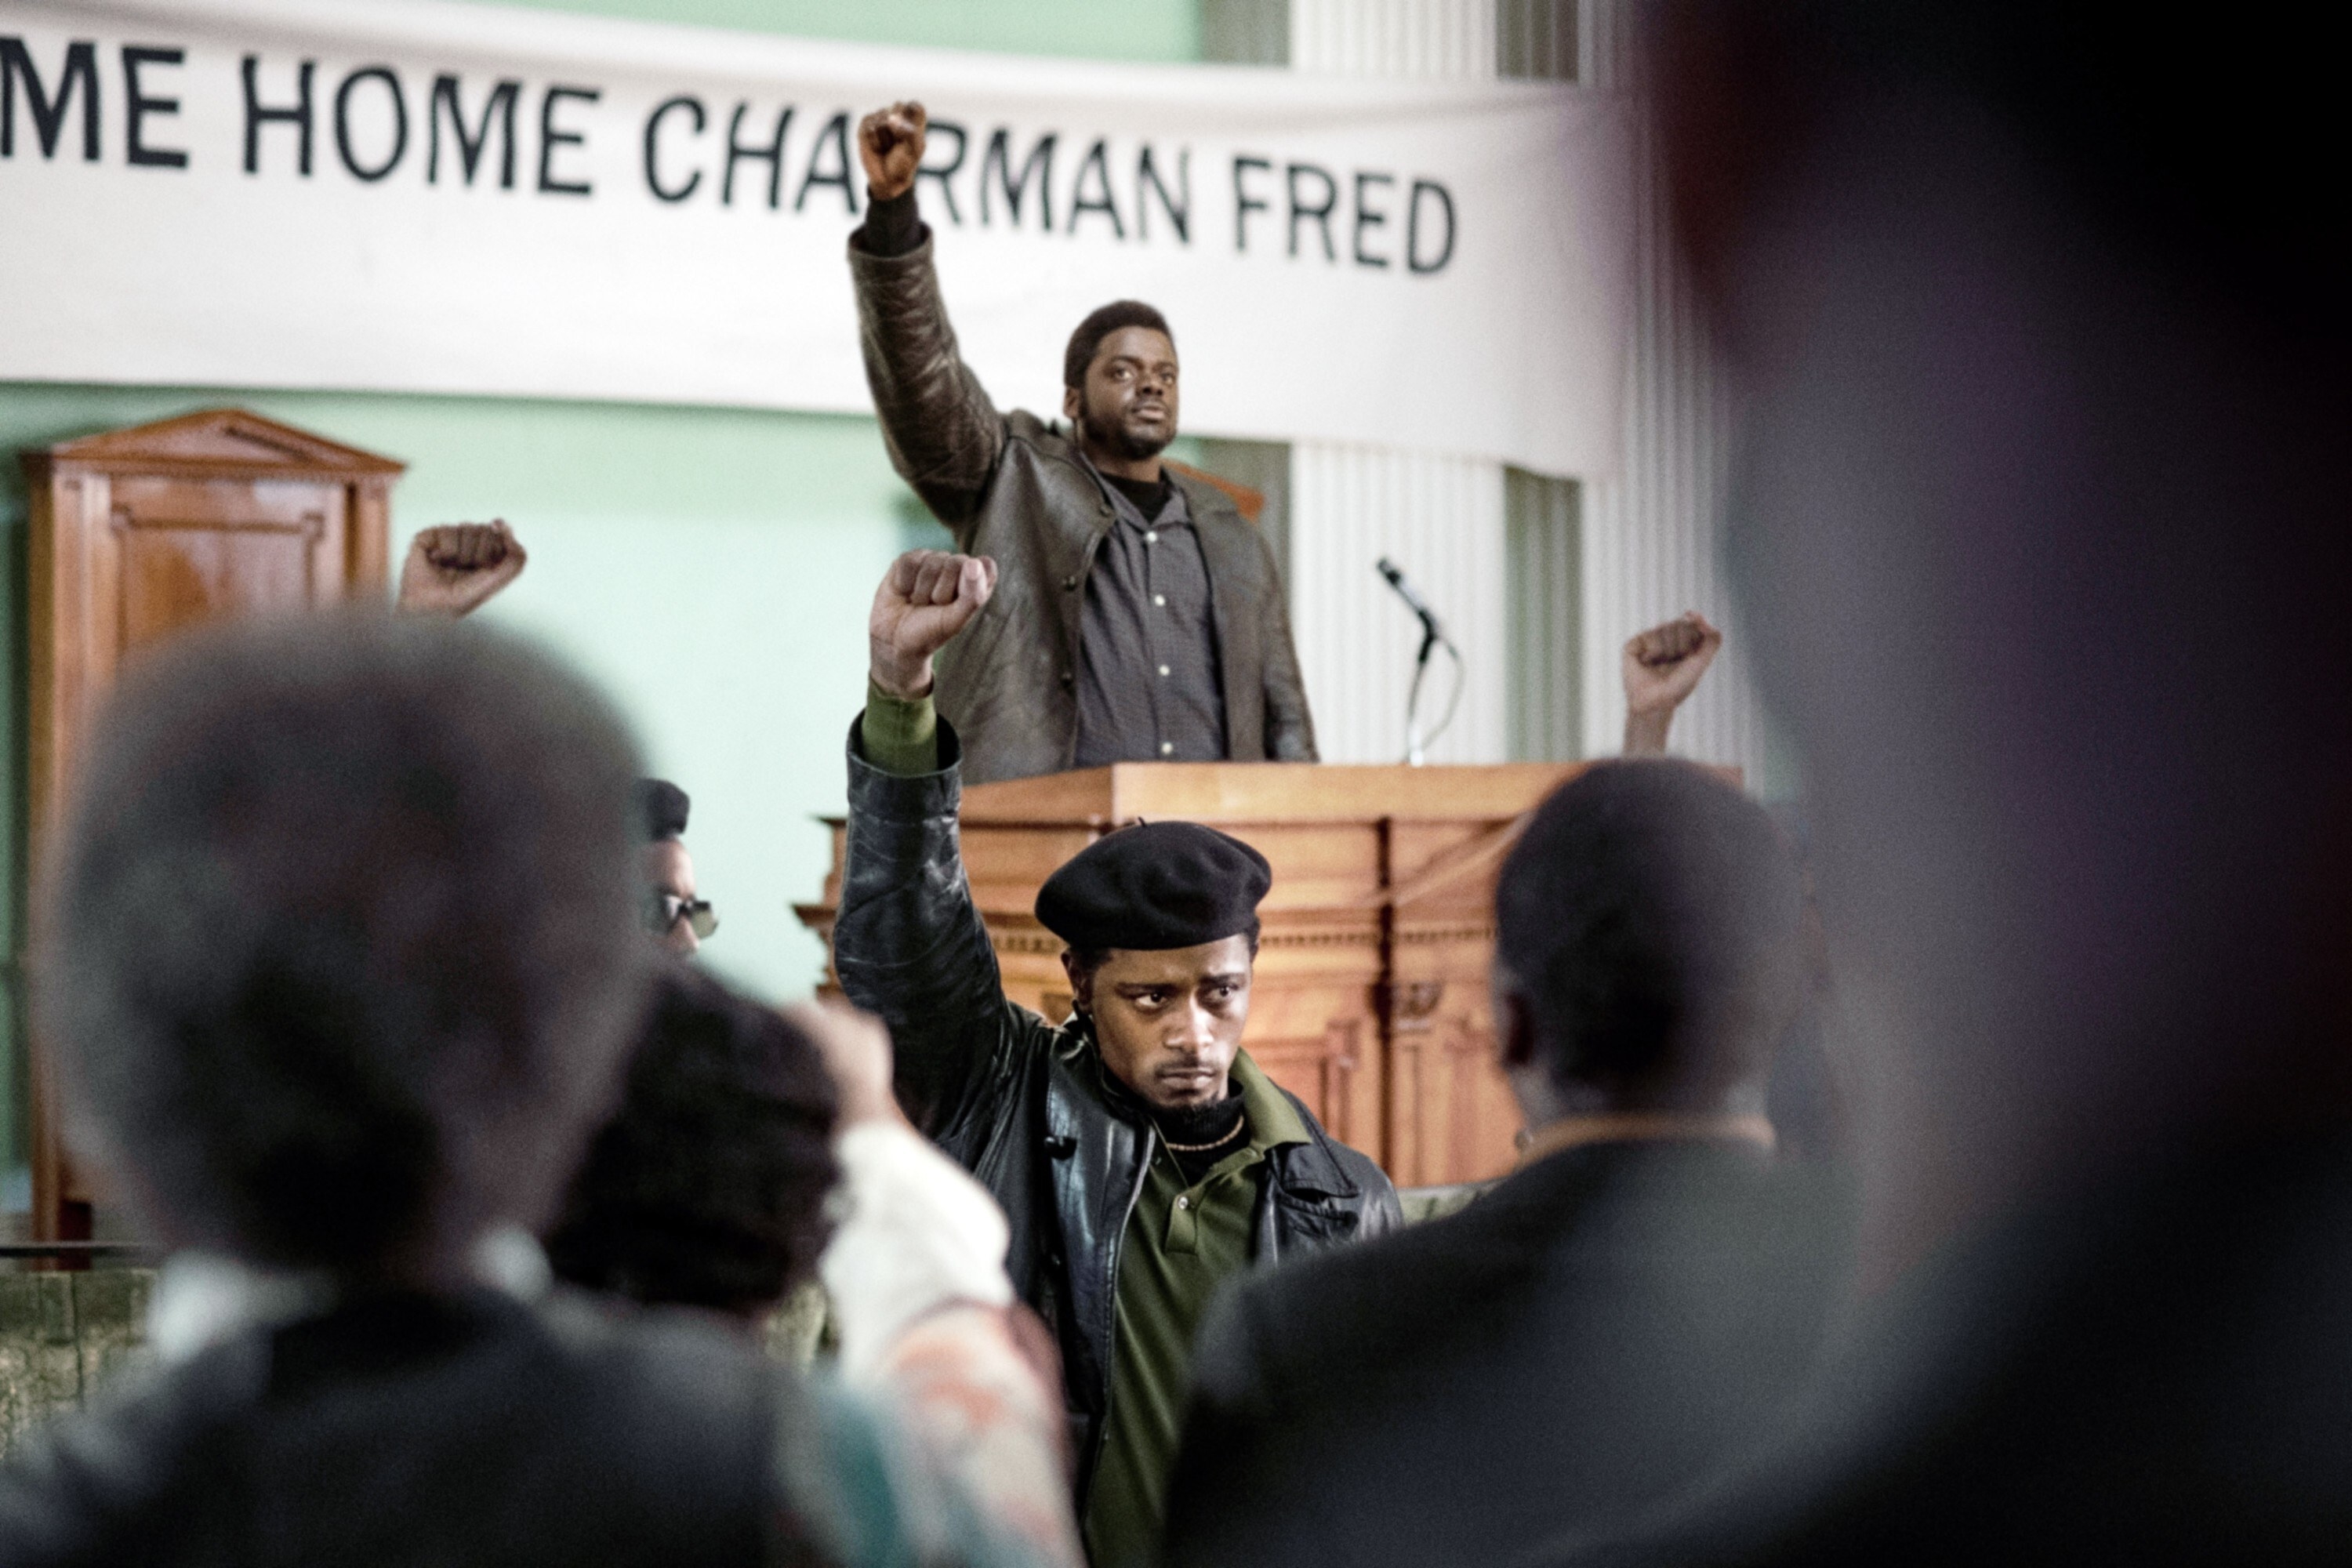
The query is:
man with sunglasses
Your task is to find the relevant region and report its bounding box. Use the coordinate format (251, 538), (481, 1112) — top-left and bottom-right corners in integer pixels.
(638, 778), (719, 956)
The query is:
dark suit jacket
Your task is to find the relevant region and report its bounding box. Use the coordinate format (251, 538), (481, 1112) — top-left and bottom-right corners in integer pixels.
(1161, 1138), (1850, 1568)
(1537, 1131), (2352, 1568)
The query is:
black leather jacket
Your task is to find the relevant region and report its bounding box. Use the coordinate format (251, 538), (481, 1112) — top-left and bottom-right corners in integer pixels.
(850, 234), (1318, 786)
(832, 720), (1399, 1497)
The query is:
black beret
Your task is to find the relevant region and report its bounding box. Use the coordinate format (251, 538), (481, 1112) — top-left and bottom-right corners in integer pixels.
(636, 778), (690, 843)
(1036, 821), (1272, 952)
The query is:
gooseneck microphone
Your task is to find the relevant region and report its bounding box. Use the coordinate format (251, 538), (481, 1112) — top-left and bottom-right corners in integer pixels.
(1376, 557), (1443, 636)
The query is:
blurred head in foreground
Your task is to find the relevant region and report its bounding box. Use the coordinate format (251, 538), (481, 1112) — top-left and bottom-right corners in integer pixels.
(546, 964), (839, 1323)
(1494, 760), (1805, 1133)
(1651, 0), (2351, 1273)
(36, 612), (647, 1285)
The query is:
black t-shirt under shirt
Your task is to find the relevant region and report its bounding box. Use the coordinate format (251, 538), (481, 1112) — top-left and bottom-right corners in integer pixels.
(1103, 471), (1175, 521)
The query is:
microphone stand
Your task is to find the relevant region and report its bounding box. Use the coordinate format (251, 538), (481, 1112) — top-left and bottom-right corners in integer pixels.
(1405, 619), (1439, 767)
(1377, 558), (1465, 768)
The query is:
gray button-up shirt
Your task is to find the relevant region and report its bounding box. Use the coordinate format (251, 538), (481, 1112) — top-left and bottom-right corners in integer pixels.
(1074, 469), (1229, 768)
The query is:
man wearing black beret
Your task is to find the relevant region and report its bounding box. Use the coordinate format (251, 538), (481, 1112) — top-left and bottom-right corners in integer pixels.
(833, 550), (1400, 1568)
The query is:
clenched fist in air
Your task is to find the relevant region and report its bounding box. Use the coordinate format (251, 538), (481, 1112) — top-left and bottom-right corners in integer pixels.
(869, 549), (998, 699)
(397, 521), (527, 619)
(1621, 611), (1723, 754)
(857, 102), (927, 202)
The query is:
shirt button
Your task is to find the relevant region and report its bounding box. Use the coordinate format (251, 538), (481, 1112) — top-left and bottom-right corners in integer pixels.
(1160, 742), (1174, 756)
(1153, 593), (1167, 608)
(1158, 664), (1171, 677)
(1174, 1195), (1190, 1210)
(1145, 530), (1159, 544)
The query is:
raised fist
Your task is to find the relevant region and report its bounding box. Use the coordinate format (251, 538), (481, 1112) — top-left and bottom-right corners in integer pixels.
(397, 521), (527, 619)
(1622, 611), (1722, 753)
(857, 101), (927, 202)
(869, 549), (996, 699)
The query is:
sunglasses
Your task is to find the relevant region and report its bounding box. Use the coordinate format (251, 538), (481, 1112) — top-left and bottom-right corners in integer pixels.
(647, 891), (719, 941)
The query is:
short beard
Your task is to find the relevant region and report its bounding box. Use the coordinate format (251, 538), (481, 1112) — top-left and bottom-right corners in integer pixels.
(1080, 410), (1172, 463)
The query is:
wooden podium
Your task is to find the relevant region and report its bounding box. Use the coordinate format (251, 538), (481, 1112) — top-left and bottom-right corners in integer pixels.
(797, 759), (1584, 1189)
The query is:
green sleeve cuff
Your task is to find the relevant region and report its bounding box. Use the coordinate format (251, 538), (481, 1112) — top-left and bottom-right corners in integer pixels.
(860, 681), (941, 776)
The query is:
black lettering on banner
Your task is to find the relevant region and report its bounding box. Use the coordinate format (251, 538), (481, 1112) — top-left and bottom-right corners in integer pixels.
(1137, 143), (1189, 243)
(1287, 162), (1336, 260)
(793, 109), (856, 213)
(642, 94), (702, 202)
(1407, 178), (1455, 274)
(241, 55), (313, 175)
(1231, 154), (1270, 253)
(334, 65), (405, 182)
(538, 84), (597, 196)
(1066, 136), (1122, 238)
(725, 102), (791, 209)
(429, 74), (518, 188)
(2, 37), (100, 161)
(916, 118), (965, 223)
(1352, 170), (1392, 267)
(979, 128), (1054, 231)
(121, 45), (186, 168)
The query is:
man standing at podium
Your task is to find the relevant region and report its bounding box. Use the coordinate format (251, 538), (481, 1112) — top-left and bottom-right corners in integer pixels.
(849, 102), (1316, 786)
(835, 550), (1397, 1568)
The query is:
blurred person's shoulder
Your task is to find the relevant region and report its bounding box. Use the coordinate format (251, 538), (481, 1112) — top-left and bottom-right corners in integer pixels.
(1546, 1133), (2352, 1568)
(1210, 1141), (1849, 1388)
(0, 1286), (818, 1567)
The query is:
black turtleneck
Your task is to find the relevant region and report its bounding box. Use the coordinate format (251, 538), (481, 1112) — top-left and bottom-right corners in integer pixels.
(1153, 1089), (1248, 1185)
(1102, 470), (1176, 521)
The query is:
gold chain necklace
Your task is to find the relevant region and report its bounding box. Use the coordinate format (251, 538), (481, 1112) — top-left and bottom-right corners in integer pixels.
(1160, 1116), (1247, 1154)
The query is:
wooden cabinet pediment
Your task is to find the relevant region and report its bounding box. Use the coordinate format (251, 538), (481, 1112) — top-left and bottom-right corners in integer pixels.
(17, 408), (405, 1242)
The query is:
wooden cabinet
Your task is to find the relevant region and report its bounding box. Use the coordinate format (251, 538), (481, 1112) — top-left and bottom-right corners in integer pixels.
(797, 759), (1586, 1189)
(16, 408), (404, 1241)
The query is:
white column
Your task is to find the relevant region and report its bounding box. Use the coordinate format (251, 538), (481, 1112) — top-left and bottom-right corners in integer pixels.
(1290, 445), (1508, 764)
(1575, 0), (1767, 774)
(1290, 0), (1497, 77)
(1288, 0), (1509, 765)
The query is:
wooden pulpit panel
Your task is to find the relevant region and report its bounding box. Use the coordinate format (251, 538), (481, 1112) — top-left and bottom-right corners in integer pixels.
(18, 409), (404, 1243)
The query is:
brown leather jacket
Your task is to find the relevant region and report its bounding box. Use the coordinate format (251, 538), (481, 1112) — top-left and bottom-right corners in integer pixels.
(850, 236), (1319, 786)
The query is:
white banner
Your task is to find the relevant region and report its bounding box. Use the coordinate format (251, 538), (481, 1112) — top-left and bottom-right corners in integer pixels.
(0, 0), (1632, 476)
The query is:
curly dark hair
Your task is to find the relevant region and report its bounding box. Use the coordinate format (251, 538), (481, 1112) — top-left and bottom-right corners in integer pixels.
(1064, 299), (1174, 390)
(36, 612), (648, 1278)
(1496, 760), (1804, 1102)
(546, 964), (840, 1317)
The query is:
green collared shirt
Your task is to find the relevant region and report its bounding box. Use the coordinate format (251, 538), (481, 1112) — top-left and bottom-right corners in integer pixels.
(1082, 1051), (1308, 1568)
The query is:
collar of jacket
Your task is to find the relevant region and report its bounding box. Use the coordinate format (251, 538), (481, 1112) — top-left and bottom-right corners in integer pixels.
(1048, 1019), (1357, 1200)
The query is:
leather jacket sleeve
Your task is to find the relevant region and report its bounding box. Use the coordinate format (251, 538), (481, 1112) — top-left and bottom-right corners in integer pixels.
(832, 718), (1028, 1146)
(1257, 542), (1319, 762)
(849, 234), (1007, 539)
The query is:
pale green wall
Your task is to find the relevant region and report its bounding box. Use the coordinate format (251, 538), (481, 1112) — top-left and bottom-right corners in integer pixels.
(0, 0), (1204, 1190)
(485, 0), (1200, 60)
